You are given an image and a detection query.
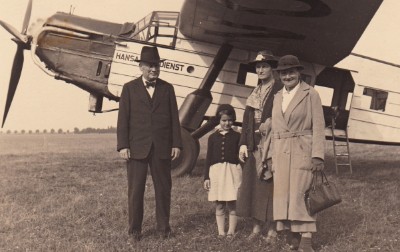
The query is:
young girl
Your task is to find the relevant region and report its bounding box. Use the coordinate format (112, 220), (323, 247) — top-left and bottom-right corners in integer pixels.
(204, 104), (242, 237)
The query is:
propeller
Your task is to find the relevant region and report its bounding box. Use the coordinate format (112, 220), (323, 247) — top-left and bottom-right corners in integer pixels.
(21, 0), (32, 35)
(0, 20), (29, 43)
(2, 46), (24, 127)
(1, 0), (32, 127)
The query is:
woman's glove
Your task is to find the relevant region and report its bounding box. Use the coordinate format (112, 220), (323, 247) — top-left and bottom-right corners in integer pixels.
(239, 145), (248, 162)
(311, 157), (324, 172)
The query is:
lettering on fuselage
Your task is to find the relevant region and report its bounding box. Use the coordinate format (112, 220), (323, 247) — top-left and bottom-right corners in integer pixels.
(160, 61), (184, 72)
(114, 51), (186, 72)
(115, 52), (138, 62)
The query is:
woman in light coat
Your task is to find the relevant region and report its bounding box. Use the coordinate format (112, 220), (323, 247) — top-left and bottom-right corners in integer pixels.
(268, 55), (325, 252)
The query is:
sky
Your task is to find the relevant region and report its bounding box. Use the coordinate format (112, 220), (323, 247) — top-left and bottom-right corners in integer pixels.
(0, 0), (399, 132)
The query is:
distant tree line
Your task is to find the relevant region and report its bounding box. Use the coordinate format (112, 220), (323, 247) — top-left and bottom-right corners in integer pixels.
(1, 126), (116, 134)
(74, 126), (117, 134)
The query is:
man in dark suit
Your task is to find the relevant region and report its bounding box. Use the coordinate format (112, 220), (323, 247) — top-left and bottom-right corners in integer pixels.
(117, 46), (182, 241)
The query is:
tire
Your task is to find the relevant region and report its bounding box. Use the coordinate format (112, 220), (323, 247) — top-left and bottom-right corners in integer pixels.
(171, 128), (200, 177)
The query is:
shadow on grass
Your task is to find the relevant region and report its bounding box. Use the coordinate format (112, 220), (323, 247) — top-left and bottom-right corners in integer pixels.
(189, 158), (206, 178)
(314, 206), (363, 249)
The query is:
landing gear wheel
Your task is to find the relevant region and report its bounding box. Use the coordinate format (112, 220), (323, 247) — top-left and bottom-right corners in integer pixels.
(171, 128), (200, 177)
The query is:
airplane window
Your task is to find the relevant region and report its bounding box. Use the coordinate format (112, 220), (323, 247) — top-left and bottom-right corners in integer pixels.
(186, 66), (195, 74)
(244, 73), (259, 87)
(313, 86), (334, 107)
(363, 88), (388, 112)
(237, 63), (259, 87)
(345, 92), (353, 111)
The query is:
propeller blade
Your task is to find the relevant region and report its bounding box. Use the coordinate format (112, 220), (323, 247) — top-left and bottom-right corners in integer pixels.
(2, 45), (24, 127)
(21, 0), (33, 35)
(0, 20), (27, 43)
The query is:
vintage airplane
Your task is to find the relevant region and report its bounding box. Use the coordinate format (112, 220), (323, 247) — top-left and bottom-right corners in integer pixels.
(2, 0), (398, 176)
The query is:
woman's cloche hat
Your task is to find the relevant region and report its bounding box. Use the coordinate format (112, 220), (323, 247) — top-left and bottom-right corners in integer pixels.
(275, 55), (304, 71)
(135, 46), (165, 64)
(249, 50), (278, 68)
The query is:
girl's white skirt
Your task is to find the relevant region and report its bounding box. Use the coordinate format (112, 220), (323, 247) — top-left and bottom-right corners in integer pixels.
(208, 162), (242, 201)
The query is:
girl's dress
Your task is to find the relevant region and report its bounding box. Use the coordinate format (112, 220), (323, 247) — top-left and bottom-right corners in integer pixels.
(204, 129), (242, 201)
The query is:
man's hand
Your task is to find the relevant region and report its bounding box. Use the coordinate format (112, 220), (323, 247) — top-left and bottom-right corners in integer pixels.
(239, 145), (248, 162)
(171, 148), (181, 161)
(204, 179), (210, 190)
(119, 148), (130, 160)
(311, 157), (324, 172)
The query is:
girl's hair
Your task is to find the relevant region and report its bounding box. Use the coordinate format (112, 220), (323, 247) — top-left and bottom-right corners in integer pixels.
(215, 104), (236, 121)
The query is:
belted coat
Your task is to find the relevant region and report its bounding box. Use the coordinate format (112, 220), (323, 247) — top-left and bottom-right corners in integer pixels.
(270, 81), (325, 221)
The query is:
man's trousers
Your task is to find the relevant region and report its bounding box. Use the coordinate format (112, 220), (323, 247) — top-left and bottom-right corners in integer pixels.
(126, 153), (172, 234)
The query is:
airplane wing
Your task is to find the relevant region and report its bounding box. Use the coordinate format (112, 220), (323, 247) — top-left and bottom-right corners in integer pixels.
(179, 0), (383, 66)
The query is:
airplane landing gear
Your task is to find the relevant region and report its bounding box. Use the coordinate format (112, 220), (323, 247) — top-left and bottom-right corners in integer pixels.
(173, 43), (233, 176)
(171, 128), (200, 177)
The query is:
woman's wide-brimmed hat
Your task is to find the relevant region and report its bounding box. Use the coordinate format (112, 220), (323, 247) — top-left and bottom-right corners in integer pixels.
(134, 46), (165, 64)
(249, 50), (278, 68)
(275, 55), (304, 71)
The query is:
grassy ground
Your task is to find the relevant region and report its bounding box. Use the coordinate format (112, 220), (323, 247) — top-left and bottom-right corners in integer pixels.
(0, 134), (399, 251)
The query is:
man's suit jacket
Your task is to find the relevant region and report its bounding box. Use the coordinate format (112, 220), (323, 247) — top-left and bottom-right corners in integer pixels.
(117, 77), (182, 159)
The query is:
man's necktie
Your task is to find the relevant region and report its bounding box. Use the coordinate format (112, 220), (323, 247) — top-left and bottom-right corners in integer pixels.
(145, 81), (156, 88)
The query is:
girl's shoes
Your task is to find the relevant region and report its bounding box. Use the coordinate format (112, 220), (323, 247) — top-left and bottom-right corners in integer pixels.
(226, 232), (236, 239)
(263, 233), (277, 245)
(247, 232), (260, 240)
(218, 232), (226, 237)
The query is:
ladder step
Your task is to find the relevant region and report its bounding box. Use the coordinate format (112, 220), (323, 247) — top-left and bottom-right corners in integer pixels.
(336, 153), (349, 156)
(334, 144), (348, 146)
(337, 163), (351, 166)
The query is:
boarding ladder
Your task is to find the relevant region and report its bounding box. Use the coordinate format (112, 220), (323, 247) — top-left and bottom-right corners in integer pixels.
(330, 107), (353, 174)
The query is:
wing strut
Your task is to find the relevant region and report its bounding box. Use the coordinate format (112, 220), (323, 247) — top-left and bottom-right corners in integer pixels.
(178, 43), (233, 133)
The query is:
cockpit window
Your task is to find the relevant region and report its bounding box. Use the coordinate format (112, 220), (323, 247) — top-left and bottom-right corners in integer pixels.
(129, 11), (179, 48)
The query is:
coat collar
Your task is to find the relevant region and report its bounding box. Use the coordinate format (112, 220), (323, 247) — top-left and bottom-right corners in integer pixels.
(282, 81), (310, 125)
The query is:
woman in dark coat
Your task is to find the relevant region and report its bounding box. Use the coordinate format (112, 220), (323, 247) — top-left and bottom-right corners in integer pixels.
(236, 50), (282, 242)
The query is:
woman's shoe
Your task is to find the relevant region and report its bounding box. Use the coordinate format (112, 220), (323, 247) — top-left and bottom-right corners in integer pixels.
(288, 232), (301, 250)
(298, 237), (314, 252)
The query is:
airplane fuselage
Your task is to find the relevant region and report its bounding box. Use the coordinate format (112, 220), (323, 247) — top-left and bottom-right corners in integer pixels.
(31, 12), (400, 146)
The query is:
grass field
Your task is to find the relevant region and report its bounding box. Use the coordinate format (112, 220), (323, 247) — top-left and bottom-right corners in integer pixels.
(0, 133), (399, 251)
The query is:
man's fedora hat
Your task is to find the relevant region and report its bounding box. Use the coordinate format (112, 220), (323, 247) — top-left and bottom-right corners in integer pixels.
(135, 46), (165, 64)
(275, 55), (304, 71)
(249, 50), (278, 68)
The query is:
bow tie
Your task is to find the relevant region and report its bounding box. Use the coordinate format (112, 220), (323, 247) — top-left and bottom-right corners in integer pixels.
(145, 81), (156, 88)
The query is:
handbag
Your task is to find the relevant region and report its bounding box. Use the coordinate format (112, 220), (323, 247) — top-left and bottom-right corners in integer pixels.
(304, 171), (342, 215)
